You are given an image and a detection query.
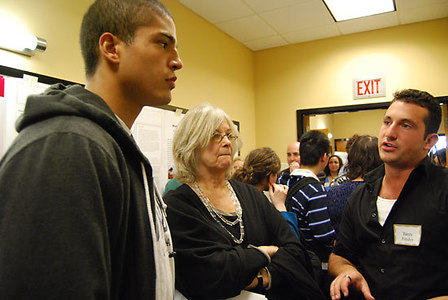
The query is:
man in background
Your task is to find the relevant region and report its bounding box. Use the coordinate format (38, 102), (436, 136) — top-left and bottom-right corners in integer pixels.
(278, 131), (335, 297)
(329, 89), (448, 300)
(280, 141), (301, 175)
(0, 0), (182, 298)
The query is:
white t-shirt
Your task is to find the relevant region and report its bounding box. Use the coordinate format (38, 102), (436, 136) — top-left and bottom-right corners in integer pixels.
(117, 115), (174, 299)
(376, 196), (397, 226)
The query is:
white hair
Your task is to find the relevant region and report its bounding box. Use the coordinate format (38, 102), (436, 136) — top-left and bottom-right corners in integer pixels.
(173, 103), (242, 183)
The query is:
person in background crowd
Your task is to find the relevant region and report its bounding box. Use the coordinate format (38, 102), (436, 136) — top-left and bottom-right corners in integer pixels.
(329, 89), (448, 300)
(432, 147), (446, 167)
(165, 103), (324, 300)
(280, 141), (301, 175)
(232, 147), (299, 238)
(323, 155), (343, 190)
(327, 135), (383, 236)
(0, 0), (183, 298)
(231, 156), (244, 176)
(278, 130), (335, 297)
(164, 169), (182, 196)
(330, 136), (359, 188)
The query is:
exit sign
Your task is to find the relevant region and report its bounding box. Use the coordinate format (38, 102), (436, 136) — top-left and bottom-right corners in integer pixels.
(353, 76), (385, 99)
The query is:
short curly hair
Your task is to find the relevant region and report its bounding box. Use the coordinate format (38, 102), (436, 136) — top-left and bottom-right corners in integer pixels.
(392, 89), (441, 137)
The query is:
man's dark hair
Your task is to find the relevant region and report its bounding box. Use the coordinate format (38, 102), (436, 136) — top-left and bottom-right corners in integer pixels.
(299, 130), (330, 166)
(80, 0), (173, 77)
(392, 89), (441, 137)
(346, 135), (383, 180)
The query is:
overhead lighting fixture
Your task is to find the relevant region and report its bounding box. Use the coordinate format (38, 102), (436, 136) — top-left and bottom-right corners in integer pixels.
(0, 29), (47, 56)
(323, 0), (396, 22)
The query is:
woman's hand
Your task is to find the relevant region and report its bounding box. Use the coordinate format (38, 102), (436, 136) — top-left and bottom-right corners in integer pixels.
(269, 183), (288, 212)
(244, 267), (270, 290)
(257, 245), (279, 257)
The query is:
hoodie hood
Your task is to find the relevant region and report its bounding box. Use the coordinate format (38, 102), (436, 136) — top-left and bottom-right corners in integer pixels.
(17, 83), (148, 163)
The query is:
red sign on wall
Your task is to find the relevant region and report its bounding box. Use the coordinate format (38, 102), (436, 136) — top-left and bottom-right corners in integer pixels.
(353, 76), (385, 100)
(0, 76), (4, 98)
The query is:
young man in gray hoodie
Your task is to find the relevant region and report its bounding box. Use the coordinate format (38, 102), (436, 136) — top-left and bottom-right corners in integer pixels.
(0, 0), (182, 298)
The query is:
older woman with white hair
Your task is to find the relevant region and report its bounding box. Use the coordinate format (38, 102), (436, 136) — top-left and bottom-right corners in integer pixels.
(164, 103), (324, 300)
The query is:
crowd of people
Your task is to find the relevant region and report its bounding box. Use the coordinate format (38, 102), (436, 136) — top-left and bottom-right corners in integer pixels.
(0, 0), (447, 299)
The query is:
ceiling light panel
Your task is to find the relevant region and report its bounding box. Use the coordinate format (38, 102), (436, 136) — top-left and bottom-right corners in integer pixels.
(323, 0), (396, 21)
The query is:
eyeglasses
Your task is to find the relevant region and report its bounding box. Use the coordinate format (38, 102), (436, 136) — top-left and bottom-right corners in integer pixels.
(210, 132), (237, 143)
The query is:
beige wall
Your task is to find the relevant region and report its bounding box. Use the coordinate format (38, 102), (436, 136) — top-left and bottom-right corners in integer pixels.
(331, 109), (386, 140)
(0, 0), (90, 83)
(254, 18), (448, 163)
(0, 0), (257, 156)
(1, 1), (447, 161)
(163, 0), (256, 156)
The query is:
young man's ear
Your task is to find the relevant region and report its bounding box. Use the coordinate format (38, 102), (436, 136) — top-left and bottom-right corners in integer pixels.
(424, 133), (439, 151)
(98, 32), (121, 64)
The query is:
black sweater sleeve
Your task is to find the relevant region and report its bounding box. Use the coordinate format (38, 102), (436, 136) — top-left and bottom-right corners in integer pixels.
(232, 181), (325, 300)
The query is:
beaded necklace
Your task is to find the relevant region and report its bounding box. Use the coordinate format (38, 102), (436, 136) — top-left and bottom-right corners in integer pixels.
(192, 181), (244, 244)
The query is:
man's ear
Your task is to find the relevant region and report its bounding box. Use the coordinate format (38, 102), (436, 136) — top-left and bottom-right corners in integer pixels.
(98, 32), (121, 64)
(424, 133), (438, 152)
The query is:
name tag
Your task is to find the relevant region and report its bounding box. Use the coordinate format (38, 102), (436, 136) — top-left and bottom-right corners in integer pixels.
(394, 224), (421, 246)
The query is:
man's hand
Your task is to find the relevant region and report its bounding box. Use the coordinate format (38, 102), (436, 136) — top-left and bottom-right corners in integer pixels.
(330, 271), (375, 300)
(289, 161), (300, 173)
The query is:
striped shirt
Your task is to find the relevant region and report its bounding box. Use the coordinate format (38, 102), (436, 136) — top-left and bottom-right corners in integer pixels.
(278, 171), (335, 261)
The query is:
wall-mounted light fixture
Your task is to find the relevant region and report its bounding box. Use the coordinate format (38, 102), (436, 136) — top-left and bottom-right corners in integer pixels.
(0, 30), (47, 56)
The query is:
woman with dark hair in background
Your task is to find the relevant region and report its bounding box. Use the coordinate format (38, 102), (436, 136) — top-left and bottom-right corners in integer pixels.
(232, 147), (300, 238)
(327, 135), (383, 236)
(323, 155), (343, 190)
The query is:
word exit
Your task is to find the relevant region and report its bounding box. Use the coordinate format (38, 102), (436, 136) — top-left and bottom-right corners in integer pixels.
(353, 77), (385, 99)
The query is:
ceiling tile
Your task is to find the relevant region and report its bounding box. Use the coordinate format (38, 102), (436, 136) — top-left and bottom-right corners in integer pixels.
(283, 24), (340, 44)
(336, 12), (399, 35)
(243, 35), (288, 51)
(217, 15), (277, 41)
(260, 0), (334, 33)
(177, 0), (448, 51)
(178, 0), (254, 23)
(243, 0), (309, 13)
(396, 0), (448, 24)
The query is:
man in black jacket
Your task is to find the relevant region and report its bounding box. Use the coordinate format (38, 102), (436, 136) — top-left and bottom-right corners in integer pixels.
(329, 89), (448, 300)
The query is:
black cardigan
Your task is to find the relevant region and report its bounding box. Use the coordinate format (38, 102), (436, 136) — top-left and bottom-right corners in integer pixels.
(165, 180), (324, 300)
